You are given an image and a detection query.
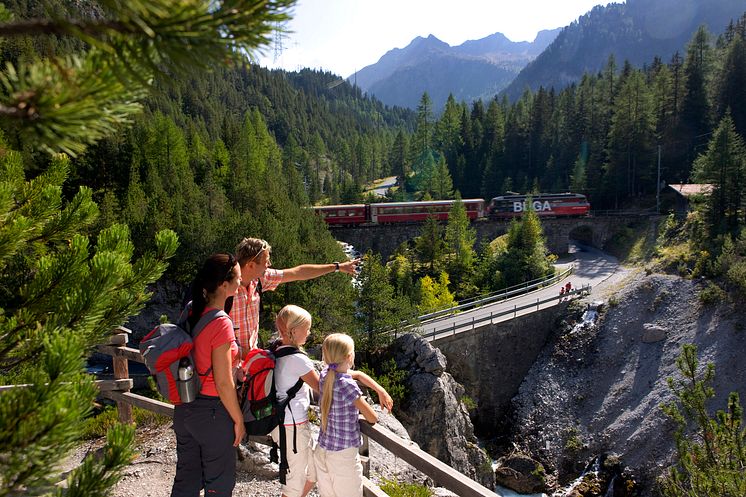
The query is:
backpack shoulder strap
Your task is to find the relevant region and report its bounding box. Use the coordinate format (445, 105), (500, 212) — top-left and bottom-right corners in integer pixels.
(273, 347), (307, 401)
(191, 309), (228, 339)
(285, 378), (305, 399)
(273, 346), (304, 359)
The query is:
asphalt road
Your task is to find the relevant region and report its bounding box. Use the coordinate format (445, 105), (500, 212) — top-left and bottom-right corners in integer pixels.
(368, 176), (397, 197)
(420, 243), (622, 341)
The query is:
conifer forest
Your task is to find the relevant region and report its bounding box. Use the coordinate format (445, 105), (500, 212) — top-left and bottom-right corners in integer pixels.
(1, 2), (746, 495)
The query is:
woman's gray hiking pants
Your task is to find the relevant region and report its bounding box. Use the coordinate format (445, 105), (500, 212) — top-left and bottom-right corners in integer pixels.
(171, 396), (236, 497)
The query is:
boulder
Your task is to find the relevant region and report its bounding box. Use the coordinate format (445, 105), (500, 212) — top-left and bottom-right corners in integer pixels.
(641, 323), (666, 343)
(495, 453), (548, 494)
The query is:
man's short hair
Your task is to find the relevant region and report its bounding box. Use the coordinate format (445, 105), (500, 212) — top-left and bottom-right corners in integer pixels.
(236, 237), (271, 266)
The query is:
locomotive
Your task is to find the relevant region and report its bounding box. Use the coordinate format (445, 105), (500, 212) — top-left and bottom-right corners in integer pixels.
(313, 193), (590, 226)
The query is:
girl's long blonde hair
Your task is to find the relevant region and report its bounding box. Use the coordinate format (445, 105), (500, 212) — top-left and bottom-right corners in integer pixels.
(320, 333), (355, 431)
(276, 305), (312, 347)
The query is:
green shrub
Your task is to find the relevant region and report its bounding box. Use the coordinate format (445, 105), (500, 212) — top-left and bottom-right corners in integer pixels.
(698, 283), (726, 306)
(379, 478), (432, 497)
(726, 260), (746, 296)
(531, 462), (547, 483)
(461, 395), (477, 411)
(360, 359), (408, 407)
(564, 427), (583, 453)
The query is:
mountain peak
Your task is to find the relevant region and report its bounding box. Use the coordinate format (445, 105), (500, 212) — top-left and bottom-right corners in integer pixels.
(407, 34), (450, 50)
(349, 29), (560, 110)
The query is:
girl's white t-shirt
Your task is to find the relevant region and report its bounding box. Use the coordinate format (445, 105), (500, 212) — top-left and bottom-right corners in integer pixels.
(274, 347), (313, 425)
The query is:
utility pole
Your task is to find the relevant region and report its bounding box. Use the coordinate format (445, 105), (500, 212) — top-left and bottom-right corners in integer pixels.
(657, 144), (661, 214)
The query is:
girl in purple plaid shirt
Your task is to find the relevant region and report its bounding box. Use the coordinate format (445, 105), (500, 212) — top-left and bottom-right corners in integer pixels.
(314, 333), (378, 497)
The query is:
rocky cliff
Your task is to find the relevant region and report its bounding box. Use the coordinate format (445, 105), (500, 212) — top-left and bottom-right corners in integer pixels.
(389, 334), (495, 489)
(507, 272), (746, 494)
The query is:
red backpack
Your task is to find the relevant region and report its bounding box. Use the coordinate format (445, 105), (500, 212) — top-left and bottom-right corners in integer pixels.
(237, 343), (305, 484)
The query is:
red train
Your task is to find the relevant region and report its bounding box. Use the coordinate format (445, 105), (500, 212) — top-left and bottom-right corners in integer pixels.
(313, 193), (589, 226)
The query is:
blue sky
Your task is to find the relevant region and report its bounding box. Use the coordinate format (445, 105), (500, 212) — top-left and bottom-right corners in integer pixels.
(256, 0), (619, 78)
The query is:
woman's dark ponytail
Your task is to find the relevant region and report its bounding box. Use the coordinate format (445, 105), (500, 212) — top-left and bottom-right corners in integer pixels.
(188, 253), (236, 330)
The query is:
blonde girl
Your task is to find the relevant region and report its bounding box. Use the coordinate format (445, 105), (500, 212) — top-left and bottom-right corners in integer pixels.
(313, 333), (378, 497)
(271, 305), (318, 497)
(272, 306), (394, 497)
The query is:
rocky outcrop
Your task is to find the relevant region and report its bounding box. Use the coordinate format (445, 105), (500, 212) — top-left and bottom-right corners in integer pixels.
(125, 280), (185, 341)
(390, 334), (495, 489)
(509, 273), (746, 493)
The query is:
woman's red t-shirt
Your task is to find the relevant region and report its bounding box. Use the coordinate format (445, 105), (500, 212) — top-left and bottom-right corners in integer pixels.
(192, 310), (238, 397)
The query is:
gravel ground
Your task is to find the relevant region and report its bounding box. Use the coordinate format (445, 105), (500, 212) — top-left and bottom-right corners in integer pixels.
(61, 407), (451, 497)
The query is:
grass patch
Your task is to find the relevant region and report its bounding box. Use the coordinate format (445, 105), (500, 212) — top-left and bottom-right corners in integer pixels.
(81, 404), (170, 439)
(379, 478), (432, 497)
(564, 427), (584, 454)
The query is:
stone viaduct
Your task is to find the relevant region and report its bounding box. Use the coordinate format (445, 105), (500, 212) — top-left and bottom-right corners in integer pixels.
(331, 216), (637, 260)
(431, 303), (569, 435)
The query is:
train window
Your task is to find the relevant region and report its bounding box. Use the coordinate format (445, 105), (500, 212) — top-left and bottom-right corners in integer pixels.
(348, 210), (356, 217)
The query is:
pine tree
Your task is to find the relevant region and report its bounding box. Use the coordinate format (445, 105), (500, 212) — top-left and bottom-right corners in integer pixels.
(388, 253), (416, 299)
(434, 94), (463, 187)
(495, 207), (553, 287)
(432, 155), (454, 200)
(692, 113), (746, 235)
(660, 344), (746, 497)
(606, 70), (656, 200)
(715, 36), (746, 138)
(480, 99), (506, 198)
(0, 148), (178, 497)
(445, 193), (476, 289)
(412, 92), (434, 162)
(0, 1), (295, 495)
(680, 26), (714, 165)
(355, 253), (413, 350)
(415, 215), (446, 274)
(0, 0), (295, 156)
(570, 152), (588, 193)
(390, 129), (410, 187)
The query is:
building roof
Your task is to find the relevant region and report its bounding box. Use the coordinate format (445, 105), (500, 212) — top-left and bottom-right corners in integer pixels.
(667, 184), (713, 198)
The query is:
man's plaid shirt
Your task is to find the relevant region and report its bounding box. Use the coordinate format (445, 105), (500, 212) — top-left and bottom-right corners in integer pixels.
(230, 268), (283, 354)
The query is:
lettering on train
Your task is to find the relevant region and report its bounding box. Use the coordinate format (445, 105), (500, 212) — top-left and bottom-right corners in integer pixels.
(513, 200), (552, 212)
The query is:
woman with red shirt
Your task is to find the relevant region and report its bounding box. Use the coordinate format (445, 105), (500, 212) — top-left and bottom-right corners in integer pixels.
(171, 253), (245, 497)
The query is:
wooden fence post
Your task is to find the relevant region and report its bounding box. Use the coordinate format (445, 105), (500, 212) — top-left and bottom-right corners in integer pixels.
(110, 331), (133, 424)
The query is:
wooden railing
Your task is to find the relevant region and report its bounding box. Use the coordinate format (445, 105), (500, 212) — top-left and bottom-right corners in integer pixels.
(96, 331), (499, 497)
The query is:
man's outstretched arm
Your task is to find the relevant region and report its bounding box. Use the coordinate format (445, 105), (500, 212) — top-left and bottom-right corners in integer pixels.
(281, 258), (359, 283)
